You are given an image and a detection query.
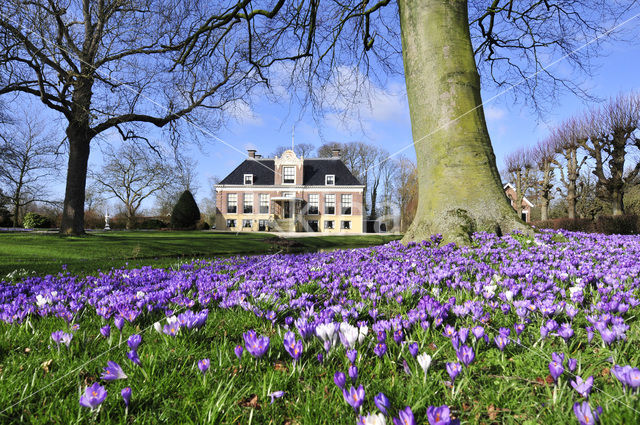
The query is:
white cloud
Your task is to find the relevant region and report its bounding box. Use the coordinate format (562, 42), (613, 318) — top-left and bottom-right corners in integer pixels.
(224, 99), (263, 126)
(484, 106), (506, 121)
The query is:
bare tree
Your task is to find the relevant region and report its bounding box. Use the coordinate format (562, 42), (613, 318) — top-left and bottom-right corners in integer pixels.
(0, 112), (59, 227)
(380, 157), (398, 218)
(155, 150), (200, 216)
(553, 118), (589, 219)
(90, 142), (171, 229)
(503, 147), (535, 219)
(394, 156), (417, 232)
(272, 143), (316, 158)
(0, 1), (265, 234)
(582, 92), (640, 215)
(531, 137), (557, 221)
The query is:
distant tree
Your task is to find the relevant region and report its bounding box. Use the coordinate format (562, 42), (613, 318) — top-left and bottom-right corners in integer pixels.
(171, 190), (201, 229)
(0, 188), (11, 226)
(0, 112), (59, 227)
(367, 147), (391, 220)
(272, 143), (316, 158)
(553, 118), (589, 219)
(22, 212), (53, 229)
(575, 166), (610, 219)
(380, 157), (398, 218)
(503, 147), (535, 219)
(531, 137), (557, 221)
(582, 92), (640, 215)
(393, 156), (417, 233)
(90, 142), (171, 230)
(155, 151), (199, 216)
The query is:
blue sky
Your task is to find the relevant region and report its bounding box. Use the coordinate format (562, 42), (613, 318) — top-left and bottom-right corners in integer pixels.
(33, 13), (640, 212)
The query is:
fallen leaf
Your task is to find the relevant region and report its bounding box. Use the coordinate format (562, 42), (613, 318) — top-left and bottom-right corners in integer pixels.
(545, 375), (554, 385)
(535, 377), (546, 386)
(273, 361), (288, 372)
(488, 404), (498, 421)
(238, 394), (260, 409)
(41, 359), (53, 374)
(601, 367), (610, 377)
(24, 347), (31, 353)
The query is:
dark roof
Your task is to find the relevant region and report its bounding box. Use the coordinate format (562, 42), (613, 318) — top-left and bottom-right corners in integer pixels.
(303, 159), (362, 185)
(219, 159), (275, 185)
(218, 158), (362, 186)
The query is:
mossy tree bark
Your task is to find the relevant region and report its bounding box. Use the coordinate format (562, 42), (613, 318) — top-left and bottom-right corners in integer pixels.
(398, 0), (530, 245)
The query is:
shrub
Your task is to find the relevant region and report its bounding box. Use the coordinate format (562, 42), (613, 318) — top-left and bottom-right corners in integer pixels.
(22, 212), (53, 229)
(594, 215), (638, 235)
(170, 191), (201, 229)
(140, 218), (168, 229)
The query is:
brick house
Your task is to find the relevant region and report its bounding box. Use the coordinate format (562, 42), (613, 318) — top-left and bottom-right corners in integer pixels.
(215, 149), (365, 233)
(503, 183), (534, 222)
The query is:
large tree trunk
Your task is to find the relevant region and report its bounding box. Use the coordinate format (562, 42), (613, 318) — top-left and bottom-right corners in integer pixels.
(567, 149), (578, 219)
(60, 125), (91, 235)
(398, 0), (529, 245)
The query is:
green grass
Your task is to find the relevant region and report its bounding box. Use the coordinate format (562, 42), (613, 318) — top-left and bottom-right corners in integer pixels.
(0, 231), (400, 277)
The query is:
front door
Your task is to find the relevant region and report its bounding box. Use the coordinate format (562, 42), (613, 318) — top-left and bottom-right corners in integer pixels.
(283, 201), (291, 218)
(308, 220), (318, 232)
(258, 220), (267, 231)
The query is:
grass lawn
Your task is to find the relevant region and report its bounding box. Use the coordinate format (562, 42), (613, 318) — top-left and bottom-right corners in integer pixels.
(0, 231), (401, 277)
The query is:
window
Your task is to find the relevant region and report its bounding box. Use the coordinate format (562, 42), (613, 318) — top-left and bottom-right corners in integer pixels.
(325, 174), (335, 185)
(325, 194), (335, 214)
(226, 219), (236, 228)
(244, 174), (253, 185)
(227, 194), (237, 213)
(259, 194), (269, 214)
(283, 191), (295, 198)
(243, 219), (252, 228)
(243, 194), (253, 214)
(283, 166), (295, 184)
(324, 220), (334, 230)
(341, 194), (352, 215)
(341, 220), (351, 230)
(308, 194), (319, 215)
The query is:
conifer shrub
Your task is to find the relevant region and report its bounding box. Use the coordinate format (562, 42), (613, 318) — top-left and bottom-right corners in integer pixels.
(170, 191), (201, 229)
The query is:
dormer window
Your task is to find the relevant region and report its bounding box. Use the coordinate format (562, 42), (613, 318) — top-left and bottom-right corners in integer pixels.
(325, 174), (335, 185)
(244, 174), (253, 185)
(283, 166), (295, 184)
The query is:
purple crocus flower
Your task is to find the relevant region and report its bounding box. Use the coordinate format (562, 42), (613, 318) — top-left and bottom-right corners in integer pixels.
(558, 323), (574, 342)
(243, 330), (270, 358)
(101, 361), (127, 381)
(79, 382), (107, 410)
(317, 353), (323, 364)
(600, 328), (616, 345)
(549, 360), (564, 382)
(427, 404), (452, 425)
(114, 316), (124, 331)
(446, 362), (462, 383)
(374, 392), (390, 415)
(568, 358), (577, 372)
(127, 334), (142, 351)
(334, 371), (346, 389)
(494, 334), (509, 351)
(195, 359), (208, 375)
(571, 375), (594, 398)
(408, 342), (419, 358)
(284, 333), (303, 361)
(342, 385), (365, 412)
(349, 365), (358, 383)
(100, 325), (111, 338)
(573, 401), (602, 425)
(374, 342), (387, 357)
(347, 349), (357, 364)
(163, 323), (179, 336)
(392, 406), (415, 425)
(234, 345), (243, 359)
(127, 350), (141, 366)
(628, 368), (640, 389)
(471, 326), (485, 340)
(457, 345), (475, 367)
(268, 390), (285, 404)
(376, 330), (386, 343)
(121, 387), (131, 407)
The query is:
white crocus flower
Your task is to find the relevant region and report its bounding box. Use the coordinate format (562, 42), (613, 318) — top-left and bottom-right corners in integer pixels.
(357, 325), (369, 345)
(417, 353), (432, 378)
(153, 322), (162, 333)
(315, 322), (338, 347)
(504, 290), (514, 302)
(363, 412), (386, 425)
(484, 285), (497, 297)
(35, 294), (50, 307)
(166, 315), (178, 325)
(340, 322), (359, 348)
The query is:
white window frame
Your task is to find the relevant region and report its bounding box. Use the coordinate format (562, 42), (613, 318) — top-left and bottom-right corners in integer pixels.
(341, 220), (351, 230)
(283, 166), (295, 184)
(259, 194), (269, 214)
(244, 174), (253, 185)
(324, 220), (334, 230)
(242, 219), (252, 228)
(243, 194), (253, 214)
(308, 194), (319, 215)
(226, 219), (236, 228)
(227, 193), (237, 214)
(325, 174), (335, 185)
(341, 194), (352, 215)
(325, 194), (336, 215)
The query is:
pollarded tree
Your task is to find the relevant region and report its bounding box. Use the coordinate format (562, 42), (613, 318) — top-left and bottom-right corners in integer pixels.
(178, 0), (632, 244)
(553, 118), (589, 219)
(582, 92), (640, 215)
(531, 137), (557, 221)
(0, 1), (265, 234)
(503, 147), (535, 219)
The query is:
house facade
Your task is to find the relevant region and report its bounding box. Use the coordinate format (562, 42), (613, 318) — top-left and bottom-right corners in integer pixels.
(215, 149), (365, 233)
(504, 183), (534, 223)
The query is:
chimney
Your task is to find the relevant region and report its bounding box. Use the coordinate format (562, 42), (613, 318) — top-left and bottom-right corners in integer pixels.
(247, 149), (256, 158)
(331, 148), (341, 158)
(255, 154), (262, 159)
